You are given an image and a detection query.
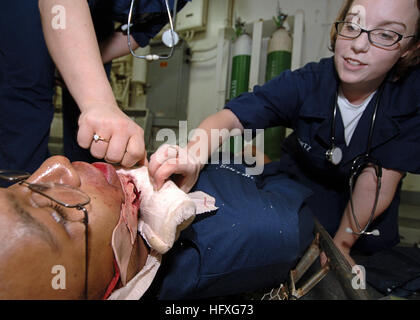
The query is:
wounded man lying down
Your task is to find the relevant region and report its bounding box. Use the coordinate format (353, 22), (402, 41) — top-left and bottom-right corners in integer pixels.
(0, 155), (314, 300)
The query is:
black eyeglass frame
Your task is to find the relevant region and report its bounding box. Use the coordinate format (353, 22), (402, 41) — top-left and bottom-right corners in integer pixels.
(335, 21), (417, 47)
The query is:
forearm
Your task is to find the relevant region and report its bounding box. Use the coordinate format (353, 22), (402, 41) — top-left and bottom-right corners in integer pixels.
(39, 0), (116, 110)
(334, 166), (404, 250)
(186, 109), (244, 166)
(100, 32), (139, 64)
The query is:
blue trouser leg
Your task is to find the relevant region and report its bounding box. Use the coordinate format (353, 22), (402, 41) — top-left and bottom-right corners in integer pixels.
(0, 1), (55, 178)
(155, 162), (315, 299)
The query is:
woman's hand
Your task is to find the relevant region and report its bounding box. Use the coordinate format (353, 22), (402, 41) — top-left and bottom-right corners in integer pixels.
(39, 0), (147, 168)
(148, 144), (203, 193)
(148, 110), (244, 192)
(77, 103), (147, 167)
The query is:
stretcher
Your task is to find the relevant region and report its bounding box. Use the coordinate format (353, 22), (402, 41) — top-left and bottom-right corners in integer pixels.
(262, 218), (372, 300)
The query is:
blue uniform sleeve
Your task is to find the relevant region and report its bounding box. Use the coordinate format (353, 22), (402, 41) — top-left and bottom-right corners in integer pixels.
(373, 70), (420, 174)
(90, 0), (190, 47)
(130, 20), (168, 47)
(224, 61), (323, 132)
(128, 0), (190, 47)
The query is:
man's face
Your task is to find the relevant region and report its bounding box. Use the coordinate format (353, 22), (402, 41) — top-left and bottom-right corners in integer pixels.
(334, 0), (419, 90)
(0, 156), (124, 299)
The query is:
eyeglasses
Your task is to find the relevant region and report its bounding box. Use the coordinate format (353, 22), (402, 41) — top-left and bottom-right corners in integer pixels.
(0, 170), (91, 299)
(335, 21), (417, 48)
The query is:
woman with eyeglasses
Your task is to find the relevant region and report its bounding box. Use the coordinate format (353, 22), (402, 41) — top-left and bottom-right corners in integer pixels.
(0, 0), (188, 175)
(148, 0), (420, 296)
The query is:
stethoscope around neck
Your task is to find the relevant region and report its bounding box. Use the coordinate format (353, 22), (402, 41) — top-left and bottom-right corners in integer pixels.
(326, 86), (381, 166)
(326, 83), (386, 237)
(124, 0), (180, 61)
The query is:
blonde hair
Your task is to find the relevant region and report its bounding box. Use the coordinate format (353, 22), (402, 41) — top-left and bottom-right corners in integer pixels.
(329, 0), (420, 80)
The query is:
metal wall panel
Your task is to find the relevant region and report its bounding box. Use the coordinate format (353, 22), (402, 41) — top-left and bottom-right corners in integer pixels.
(146, 40), (191, 127)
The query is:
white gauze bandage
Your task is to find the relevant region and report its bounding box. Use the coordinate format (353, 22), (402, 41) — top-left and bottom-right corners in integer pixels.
(117, 167), (217, 254)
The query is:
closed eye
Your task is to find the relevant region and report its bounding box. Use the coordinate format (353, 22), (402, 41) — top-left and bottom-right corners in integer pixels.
(51, 203), (68, 225)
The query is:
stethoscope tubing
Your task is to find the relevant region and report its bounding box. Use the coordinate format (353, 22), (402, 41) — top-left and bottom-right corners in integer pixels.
(329, 83), (386, 237)
(127, 0), (178, 60)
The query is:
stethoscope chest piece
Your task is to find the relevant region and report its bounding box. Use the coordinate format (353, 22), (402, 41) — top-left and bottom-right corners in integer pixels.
(162, 29), (180, 47)
(326, 146), (343, 165)
(127, 0), (179, 60)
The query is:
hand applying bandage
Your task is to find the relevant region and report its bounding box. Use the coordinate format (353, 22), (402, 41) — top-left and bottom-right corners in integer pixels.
(107, 164), (217, 300)
(148, 144), (204, 193)
(77, 104), (147, 167)
(115, 165), (217, 256)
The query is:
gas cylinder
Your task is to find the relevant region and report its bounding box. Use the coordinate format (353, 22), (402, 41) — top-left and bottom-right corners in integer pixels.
(265, 14), (292, 82)
(229, 18), (252, 155)
(264, 12), (292, 161)
(230, 19), (252, 100)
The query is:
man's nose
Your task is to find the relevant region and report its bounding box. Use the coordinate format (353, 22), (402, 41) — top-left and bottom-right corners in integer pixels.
(351, 30), (370, 52)
(28, 155), (82, 187)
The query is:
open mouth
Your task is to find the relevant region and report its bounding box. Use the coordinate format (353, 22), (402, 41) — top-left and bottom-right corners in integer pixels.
(344, 57), (367, 66)
(92, 162), (119, 185)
